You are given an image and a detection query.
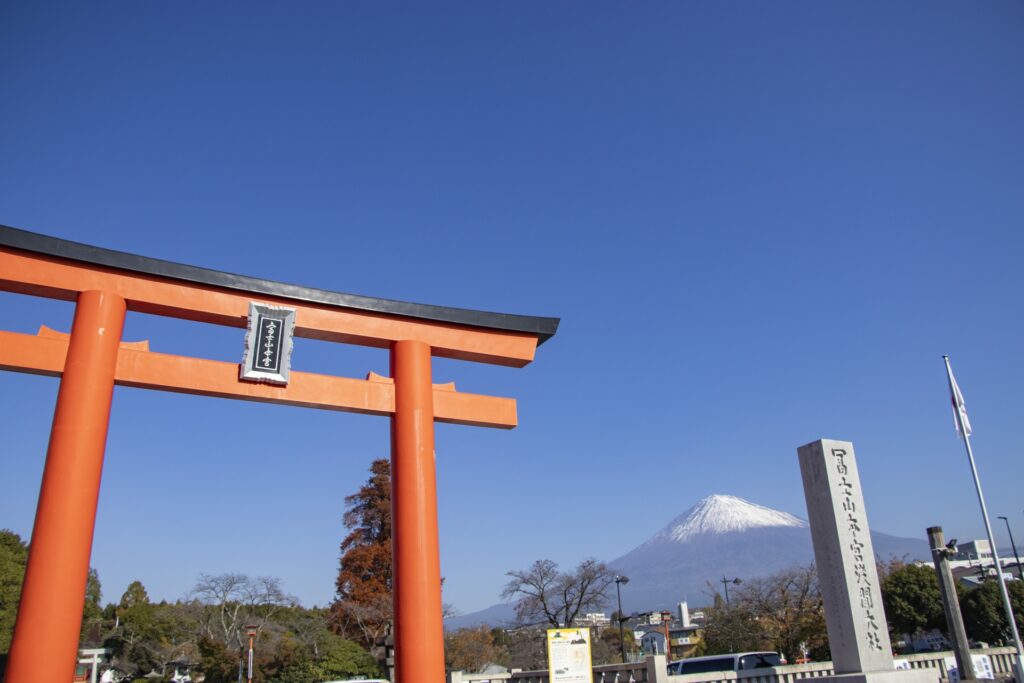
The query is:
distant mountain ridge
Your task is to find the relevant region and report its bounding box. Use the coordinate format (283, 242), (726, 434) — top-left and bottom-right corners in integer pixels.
(445, 494), (929, 630)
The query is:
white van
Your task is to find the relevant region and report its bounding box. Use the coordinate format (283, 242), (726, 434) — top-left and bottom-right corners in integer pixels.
(667, 651), (783, 675)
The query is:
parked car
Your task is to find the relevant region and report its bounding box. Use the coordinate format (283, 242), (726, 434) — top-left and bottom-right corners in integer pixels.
(667, 651), (784, 675)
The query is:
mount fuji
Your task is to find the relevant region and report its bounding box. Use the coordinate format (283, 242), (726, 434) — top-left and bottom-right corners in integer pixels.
(607, 494), (929, 611)
(445, 494), (929, 629)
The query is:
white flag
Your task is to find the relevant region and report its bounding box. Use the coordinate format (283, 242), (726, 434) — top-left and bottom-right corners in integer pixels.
(946, 362), (972, 438)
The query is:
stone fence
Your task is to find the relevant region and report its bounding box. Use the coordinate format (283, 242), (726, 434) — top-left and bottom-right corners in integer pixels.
(447, 647), (1020, 683)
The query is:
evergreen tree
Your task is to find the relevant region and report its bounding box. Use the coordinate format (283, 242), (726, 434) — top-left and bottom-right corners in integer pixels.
(880, 563), (947, 638)
(0, 530), (28, 654)
(80, 568), (105, 646)
(960, 579), (1024, 645)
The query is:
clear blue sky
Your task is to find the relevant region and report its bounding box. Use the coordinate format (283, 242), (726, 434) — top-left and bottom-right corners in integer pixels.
(1, 2), (1022, 615)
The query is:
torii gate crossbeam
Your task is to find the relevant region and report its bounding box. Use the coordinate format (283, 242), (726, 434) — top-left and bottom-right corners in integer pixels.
(0, 225), (558, 683)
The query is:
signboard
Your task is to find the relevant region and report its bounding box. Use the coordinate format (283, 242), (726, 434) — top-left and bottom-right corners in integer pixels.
(240, 303), (296, 385)
(944, 655), (994, 682)
(546, 628), (593, 683)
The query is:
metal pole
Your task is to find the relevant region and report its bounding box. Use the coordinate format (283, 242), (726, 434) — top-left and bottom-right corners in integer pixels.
(616, 577), (626, 663)
(943, 356), (1024, 683)
(246, 629), (256, 683)
(928, 526), (976, 681)
(998, 516), (1024, 580)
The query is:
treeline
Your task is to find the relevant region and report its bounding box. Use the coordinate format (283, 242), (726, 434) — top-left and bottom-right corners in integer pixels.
(443, 560), (1024, 674)
(0, 530), (380, 683)
(702, 560), (1024, 663)
(444, 623), (630, 672)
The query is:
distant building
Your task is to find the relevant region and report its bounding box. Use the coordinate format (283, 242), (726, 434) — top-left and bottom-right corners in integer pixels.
(667, 601), (703, 660)
(954, 540), (993, 563)
(952, 563), (1017, 589)
(633, 610), (674, 626)
(919, 539), (1022, 582)
(635, 602), (704, 660)
(574, 612), (611, 628)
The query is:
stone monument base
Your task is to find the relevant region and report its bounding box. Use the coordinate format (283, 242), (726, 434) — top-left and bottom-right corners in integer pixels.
(814, 670), (943, 683)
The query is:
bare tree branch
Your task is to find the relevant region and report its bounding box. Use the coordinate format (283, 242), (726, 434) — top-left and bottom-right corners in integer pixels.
(503, 558), (614, 628)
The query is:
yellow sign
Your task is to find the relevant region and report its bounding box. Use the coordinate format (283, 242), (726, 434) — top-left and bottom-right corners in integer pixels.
(546, 628), (593, 683)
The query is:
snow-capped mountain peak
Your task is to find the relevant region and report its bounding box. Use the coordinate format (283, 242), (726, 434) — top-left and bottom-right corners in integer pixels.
(655, 494), (807, 543)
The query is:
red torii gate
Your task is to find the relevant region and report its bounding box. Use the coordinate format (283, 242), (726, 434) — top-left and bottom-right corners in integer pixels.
(0, 225), (558, 683)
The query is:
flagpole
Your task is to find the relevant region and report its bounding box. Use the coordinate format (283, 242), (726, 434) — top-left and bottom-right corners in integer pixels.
(942, 356), (1024, 682)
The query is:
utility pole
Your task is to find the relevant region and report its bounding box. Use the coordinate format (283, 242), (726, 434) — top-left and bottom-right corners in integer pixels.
(615, 575), (629, 663)
(720, 577), (740, 603)
(928, 527), (977, 682)
(997, 516), (1023, 579)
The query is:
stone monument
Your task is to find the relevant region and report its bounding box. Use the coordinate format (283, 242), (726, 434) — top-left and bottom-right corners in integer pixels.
(798, 439), (934, 683)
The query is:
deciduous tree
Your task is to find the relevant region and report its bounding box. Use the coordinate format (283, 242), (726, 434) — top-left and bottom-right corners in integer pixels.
(493, 628), (546, 672)
(149, 603), (200, 678)
(703, 565), (828, 662)
(445, 625), (507, 672)
(702, 601), (766, 656)
(331, 459), (393, 660)
(191, 573), (295, 649)
(502, 558), (615, 628)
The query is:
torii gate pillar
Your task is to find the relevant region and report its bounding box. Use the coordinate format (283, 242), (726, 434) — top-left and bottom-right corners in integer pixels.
(391, 339), (445, 682)
(6, 291), (126, 683)
(0, 225), (559, 683)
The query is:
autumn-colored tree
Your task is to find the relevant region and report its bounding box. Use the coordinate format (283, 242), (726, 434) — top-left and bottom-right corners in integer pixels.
(594, 624), (635, 664)
(702, 601), (766, 656)
(492, 628), (546, 672)
(331, 459), (393, 660)
(445, 625), (508, 672)
(703, 564), (828, 662)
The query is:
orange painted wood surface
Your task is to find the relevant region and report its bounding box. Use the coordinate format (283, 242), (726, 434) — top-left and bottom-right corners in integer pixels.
(0, 247), (539, 366)
(4, 291), (126, 683)
(0, 330), (517, 428)
(390, 340), (446, 683)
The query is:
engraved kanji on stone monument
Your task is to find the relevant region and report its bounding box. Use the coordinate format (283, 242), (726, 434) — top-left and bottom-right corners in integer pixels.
(240, 302), (296, 385)
(798, 439), (893, 675)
